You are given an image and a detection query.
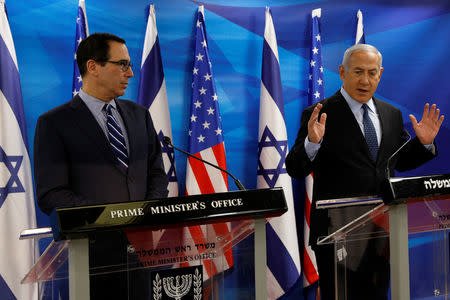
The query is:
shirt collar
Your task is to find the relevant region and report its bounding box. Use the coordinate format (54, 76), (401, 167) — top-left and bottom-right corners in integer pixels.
(78, 89), (117, 113)
(340, 86), (376, 114)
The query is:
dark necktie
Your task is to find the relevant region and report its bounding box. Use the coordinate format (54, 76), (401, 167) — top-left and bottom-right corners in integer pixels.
(105, 104), (129, 169)
(362, 103), (378, 162)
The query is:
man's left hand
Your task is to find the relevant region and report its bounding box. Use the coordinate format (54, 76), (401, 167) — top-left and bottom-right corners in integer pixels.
(409, 103), (445, 145)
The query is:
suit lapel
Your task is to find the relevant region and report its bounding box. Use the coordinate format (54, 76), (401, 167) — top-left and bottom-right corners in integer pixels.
(335, 92), (376, 164)
(336, 93), (370, 146)
(373, 98), (389, 165)
(69, 95), (127, 175)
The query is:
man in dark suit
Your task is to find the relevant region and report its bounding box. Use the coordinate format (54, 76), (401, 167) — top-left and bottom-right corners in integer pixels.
(34, 33), (168, 299)
(286, 44), (444, 299)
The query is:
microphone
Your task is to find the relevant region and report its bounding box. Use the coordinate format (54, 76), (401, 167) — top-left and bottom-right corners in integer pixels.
(385, 129), (412, 180)
(163, 136), (246, 191)
(382, 129), (412, 203)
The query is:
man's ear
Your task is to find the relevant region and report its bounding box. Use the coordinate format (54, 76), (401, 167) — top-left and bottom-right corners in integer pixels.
(86, 59), (98, 76)
(379, 67), (384, 79)
(339, 65), (346, 81)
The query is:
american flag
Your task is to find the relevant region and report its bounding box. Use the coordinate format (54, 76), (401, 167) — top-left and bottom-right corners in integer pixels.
(0, 1), (37, 298)
(184, 5), (233, 280)
(355, 9), (365, 44)
(72, 0), (88, 97)
(303, 7), (323, 293)
(138, 4), (178, 197)
(257, 7), (301, 299)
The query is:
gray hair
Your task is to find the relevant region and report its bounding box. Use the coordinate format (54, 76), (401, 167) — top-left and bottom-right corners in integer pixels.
(341, 44), (382, 70)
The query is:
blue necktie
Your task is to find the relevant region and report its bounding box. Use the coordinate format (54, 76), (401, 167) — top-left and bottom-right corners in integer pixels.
(362, 104), (378, 162)
(106, 104), (129, 169)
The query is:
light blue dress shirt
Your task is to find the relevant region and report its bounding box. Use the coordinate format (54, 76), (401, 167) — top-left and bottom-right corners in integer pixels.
(78, 89), (130, 150)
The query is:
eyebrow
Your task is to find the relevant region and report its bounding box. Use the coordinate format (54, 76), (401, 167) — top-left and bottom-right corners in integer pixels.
(353, 67), (378, 72)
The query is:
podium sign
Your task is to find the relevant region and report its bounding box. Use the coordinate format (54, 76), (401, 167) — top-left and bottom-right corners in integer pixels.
(23, 188), (287, 300)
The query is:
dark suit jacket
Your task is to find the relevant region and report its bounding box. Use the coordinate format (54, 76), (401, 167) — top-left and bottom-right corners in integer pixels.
(286, 91), (436, 246)
(34, 95), (169, 215)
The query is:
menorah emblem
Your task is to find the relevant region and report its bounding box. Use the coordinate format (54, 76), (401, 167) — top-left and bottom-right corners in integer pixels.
(163, 274), (192, 300)
(152, 267), (202, 300)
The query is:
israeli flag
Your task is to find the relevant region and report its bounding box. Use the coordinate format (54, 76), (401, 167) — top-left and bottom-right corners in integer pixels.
(138, 4), (178, 197)
(355, 9), (365, 44)
(0, 0), (37, 299)
(257, 7), (301, 299)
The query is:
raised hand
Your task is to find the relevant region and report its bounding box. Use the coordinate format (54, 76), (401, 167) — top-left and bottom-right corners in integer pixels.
(409, 103), (444, 145)
(308, 103), (327, 144)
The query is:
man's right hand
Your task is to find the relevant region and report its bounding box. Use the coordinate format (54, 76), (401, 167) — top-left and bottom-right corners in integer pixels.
(308, 103), (327, 144)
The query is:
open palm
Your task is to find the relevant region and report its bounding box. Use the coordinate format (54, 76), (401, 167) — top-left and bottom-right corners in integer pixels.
(409, 103), (444, 145)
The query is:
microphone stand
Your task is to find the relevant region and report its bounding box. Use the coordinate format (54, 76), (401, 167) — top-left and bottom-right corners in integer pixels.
(383, 129), (412, 202)
(163, 136), (246, 191)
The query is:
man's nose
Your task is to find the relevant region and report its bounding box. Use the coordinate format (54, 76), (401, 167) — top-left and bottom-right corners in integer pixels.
(360, 72), (369, 84)
(126, 67), (134, 78)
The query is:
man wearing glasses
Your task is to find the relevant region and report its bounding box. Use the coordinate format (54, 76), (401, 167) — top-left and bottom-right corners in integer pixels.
(33, 33), (168, 298)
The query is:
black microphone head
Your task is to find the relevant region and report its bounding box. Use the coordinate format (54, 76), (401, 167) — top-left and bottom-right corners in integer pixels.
(163, 136), (172, 145)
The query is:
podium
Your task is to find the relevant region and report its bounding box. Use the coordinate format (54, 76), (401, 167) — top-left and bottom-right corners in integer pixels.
(21, 188), (287, 300)
(316, 173), (450, 300)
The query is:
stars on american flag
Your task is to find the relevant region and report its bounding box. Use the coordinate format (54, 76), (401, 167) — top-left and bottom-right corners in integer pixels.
(309, 13), (324, 104)
(72, 2), (88, 98)
(202, 121), (210, 129)
(188, 9), (224, 154)
(194, 100), (202, 108)
(314, 91), (321, 99)
(197, 134), (205, 142)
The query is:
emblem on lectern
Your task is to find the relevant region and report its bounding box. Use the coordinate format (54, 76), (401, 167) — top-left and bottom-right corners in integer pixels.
(152, 266), (202, 299)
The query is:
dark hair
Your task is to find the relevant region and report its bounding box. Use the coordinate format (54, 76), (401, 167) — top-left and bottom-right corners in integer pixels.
(76, 33), (126, 76)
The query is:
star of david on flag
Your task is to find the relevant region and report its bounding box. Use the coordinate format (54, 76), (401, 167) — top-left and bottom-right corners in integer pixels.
(138, 4), (178, 197)
(184, 5), (233, 281)
(0, 148), (24, 206)
(257, 7), (301, 299)
(257, 127), (288, 188)
(72, 0), (88, 97)
(0, 0), (37, 298)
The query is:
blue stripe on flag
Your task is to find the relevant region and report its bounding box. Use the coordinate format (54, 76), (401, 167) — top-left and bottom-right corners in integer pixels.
(0, 36), (27, 148)
(78, 6), (87, 30)
(261, 39), (285, 118)
(266, 222), (298, 292)
(138, 37), (164, 109)
(0, 275), (15, 300)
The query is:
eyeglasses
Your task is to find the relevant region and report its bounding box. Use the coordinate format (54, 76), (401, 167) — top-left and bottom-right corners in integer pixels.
(99, 60), (133, 72)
